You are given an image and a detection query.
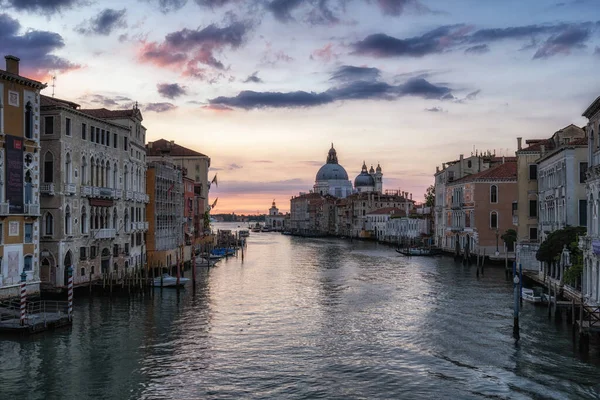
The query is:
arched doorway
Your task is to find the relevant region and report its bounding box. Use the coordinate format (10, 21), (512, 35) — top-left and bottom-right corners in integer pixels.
(63, 251), (72, 287)
(101, 248), (111, 274)
(40, 257), (54, 284)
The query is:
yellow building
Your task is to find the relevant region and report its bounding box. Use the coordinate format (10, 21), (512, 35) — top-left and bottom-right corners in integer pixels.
(0, 55), (46, 298)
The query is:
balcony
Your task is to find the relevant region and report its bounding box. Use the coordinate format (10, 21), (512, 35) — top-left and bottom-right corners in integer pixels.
(40, 183), (55, 195)
(114, 189), (123, 199)
(125, 190), (133, 200)
(143, 221), (149, 231)
(0, 202), (9, 215)
(80, 186), (92, 197)
(92, 228), (116, 239)
(144, 194), (149, 203)
(24, 203), (40, 216)
(64, 182), (76, 195)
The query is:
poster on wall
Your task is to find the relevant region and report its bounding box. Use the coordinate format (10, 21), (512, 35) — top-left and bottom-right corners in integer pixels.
(6, 135), (24, 214)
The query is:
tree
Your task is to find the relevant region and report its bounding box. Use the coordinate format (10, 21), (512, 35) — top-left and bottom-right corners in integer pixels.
(536, 226), (586, 264)
(501, 228), (517, 252)
(424, 185), (435, 207)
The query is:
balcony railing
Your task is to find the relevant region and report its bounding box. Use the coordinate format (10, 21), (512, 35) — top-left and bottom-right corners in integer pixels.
(114, 189), (123, 199)
(40, 183), (55, 195)
(143, 221), (149, 231)
(125, 191), (133, 200)
(81, 186), (92, 197)
(0, 202), (9, 215)
(92, 228), (116, 239)
(64, 182), (76, 195)
(24, 203), (40, 216)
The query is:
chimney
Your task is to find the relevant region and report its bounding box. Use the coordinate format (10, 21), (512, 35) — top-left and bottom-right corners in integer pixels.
(502, 156), (505, 164)
(436, 166), (439, 173)
(410, 193), (413, 200)
(5, 55), (20, 75)
(517, 137), (522, 150)
(148, 142), (153, 148)
(540, 144), (546, 156)
(170, 140), (175, 147)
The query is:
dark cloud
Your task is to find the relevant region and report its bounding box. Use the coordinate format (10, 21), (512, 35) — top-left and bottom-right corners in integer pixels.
(425, 106), (444, 112)
(595, 46), (600, 56)
(468, 25), (563, 43)
(0, 0), (83, 14)
(194, 0), (235, 6)
(139, 21), (251, 74)
(228, 163), (243, 170)
(143, 0), (188, 13)
(208, 77), (451, 109)
(533, 26), (590, 58)
(372, 0), (430, 16)
(144, 102), (177, 112)
(79, 93), (133, 108)
(267, 0), (304, 22)
(464, 44), (489, 54)
(267, 0), (342, 25)
(157, 83), (188, 99)
(0, 13), (81, 80)
(330, 65), (381, 82)
(243, 71), (263, 83)
(75, 8), (127, 36)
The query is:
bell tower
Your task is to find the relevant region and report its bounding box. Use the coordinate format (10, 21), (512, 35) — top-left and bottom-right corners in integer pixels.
(374, 163), (383, 193)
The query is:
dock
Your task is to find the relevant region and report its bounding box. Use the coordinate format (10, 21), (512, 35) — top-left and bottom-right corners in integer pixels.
(0, 300), (72, 335)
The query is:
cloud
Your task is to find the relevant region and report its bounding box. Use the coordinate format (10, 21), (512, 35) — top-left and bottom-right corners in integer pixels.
(330, 65), (381, 82)
(228, 163), (243, 170)
(144, 102), (177, 112)
(139, 20), (251, 75)
(425, 106), (445, 112)
(260, 41), (294, 66)
(243, 71), (263, 83)
(371, 0), (431, 16)
(142, 0), (188, 13)
(465, 89), (480, 100)
(75, 8), (127, 36)
(157, 82), (188, 99)
(202, 104), (234, 111)
(194, 0), (236, 6)
(0, 13), (81, 81)
(0, 0), (83, 14)
(533, 26), (590, 58)
(267, 0), (342, 25)
(78, 93), (133, 108)
(595, 46), (600, 56)
(464, 44), (489, 54)
(208, 77), (452, 109)
(212, 178), (311, 194)
(252, 160), (274, 163)
(310, 43), (340, 62)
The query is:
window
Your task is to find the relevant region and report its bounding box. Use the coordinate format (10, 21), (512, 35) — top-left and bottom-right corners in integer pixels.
(90, 126), (95, 142)
(24, 223), (33, 243)
(124, 137), (128, 151)
(529, 164), (537, 180)
(0, 223), (3, 244)
(81, 206), (88, 234)
(44, 213), (54, 236)
(24, 255), (32, 272)
(65, 205), (72, 236)
(65, 117), (71, 136)
(124, 243), (130, 255)
(580, 162), (588, 184)
(529, 227), (538, 241)
(490, 185), (498, 203)
(467, 160), (472, 168)
(106, 131), (110, 147)
(101, 129), (105, 145)
(80, 247), (87, 260)
(44, 152), (54, 183)
(529, 200), (537, 218)
(113, 133), (118, 148)
(490, 211), (498, 229)
(25, 102), (33, 139)
(81, 268), (86, 276)
(91, 246), (97, 259)
(81, 123), (87, 140)
(580, 199), (588, 227)
(113, 244), (119, 257)
(44, 116), (53, 135)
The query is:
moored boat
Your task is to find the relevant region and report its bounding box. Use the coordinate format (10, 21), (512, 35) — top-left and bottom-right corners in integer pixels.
(522, 287), (544, 303)
(152, 274), (190, 287)
(396, 248), (439, 256)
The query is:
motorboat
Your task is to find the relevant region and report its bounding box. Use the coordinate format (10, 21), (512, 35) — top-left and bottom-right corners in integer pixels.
(251, 222), (262, 232)
(152, 274), (190, 287)
(239, 230), (250, 238)
(196, 257), (221, 267)
(521, 287), (543, 303)
(261, 226), (271, 232)
(396, 248), (438, 256)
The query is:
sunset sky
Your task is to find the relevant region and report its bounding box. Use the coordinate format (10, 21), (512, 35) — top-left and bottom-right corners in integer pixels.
(2, 0), (599, 214)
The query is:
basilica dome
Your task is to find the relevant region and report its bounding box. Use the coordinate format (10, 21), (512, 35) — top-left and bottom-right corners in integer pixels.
(354, 161), (375, 188)
(315, 145), (349, 181)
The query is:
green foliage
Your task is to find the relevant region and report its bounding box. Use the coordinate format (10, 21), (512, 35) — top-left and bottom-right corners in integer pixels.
(500, 229), (517, 245)
(536, 226), (586, 263)
(424, 185), (435, 207)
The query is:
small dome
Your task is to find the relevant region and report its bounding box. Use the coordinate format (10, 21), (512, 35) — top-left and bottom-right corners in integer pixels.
(316, 163), (349, 181)
(355, 171), (375, 187)
(369, 165), (375, 174)
(376, 163), (381, 173)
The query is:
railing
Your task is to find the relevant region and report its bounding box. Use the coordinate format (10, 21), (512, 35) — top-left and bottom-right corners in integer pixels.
(64, 182), (76, 195)
(92, 187), (100, 197)
(114, 189), (123, 199)
(143, 221), (149, 231)
(40, 183), (55, 195)
(24, 203), (40, 216)
(81, 186), (92, 197)
(125, 190), (133, 200)
(0, 202), (9, 215)
(0, 300), (69, 325)
(92, 228), (116, 239)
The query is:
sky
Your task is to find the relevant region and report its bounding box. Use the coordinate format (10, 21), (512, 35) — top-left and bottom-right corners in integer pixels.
(2, 0), (599, 214)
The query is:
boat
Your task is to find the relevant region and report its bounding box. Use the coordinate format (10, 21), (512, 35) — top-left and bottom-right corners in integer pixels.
(239, 229), (250, 238)
(395, 248), (439, 256)
(282, 231), (292, 235)
(521, 287), (543, 303)
(195, 257), (221, 267)
(261, 226), (271, 232)
(251, 222), (262, 233)
(152, 274), (190, 287)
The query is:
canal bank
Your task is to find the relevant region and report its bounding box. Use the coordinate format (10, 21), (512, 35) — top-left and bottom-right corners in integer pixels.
(2, 230), (600, 399)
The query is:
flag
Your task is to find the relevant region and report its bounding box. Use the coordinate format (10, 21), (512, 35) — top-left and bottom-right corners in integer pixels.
(211, 198), (218, 209)
(211, 174), (218, 188)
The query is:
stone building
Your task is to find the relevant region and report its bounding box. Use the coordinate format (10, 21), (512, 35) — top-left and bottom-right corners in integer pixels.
(444, 161), (517, 256)
(0, 55), (46, 298)
(265, 200), (287, 231)
(366, 207), (405, 240)
(290, 192), (336, 236)
(39, 96), (149, 289)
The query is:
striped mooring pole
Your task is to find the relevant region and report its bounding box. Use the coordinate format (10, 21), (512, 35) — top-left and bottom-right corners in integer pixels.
(20, 271), (27, 326)
(68, 266), (74, 321)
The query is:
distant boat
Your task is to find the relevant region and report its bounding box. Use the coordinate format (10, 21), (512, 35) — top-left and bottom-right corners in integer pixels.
(261, 226), (271, 232)
(396, 248), (439, 256)
(282, 231), (292, 235)
(239, 230), (250, 238)
(152, 274), (189, 287)
(522, 287), (544, 303)
(195, 257), (221, 267)
(251, 222), (262, 232)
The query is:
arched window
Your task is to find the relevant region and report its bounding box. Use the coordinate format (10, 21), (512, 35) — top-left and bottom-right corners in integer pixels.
(490, 211), (498, 229)
(113, 208), (118, 230)
(106, 162), (111, 188)
(81, 156), (87, 185)
(124, 166), (129, 191)
(113, 163), (118, 189)
(65, 205), (72, 235)
(65, 152), (72, 184)
(24, 255), (33, 272)
(467, 160), (472, 168)
(24, 170), (32, 204)
(124, 210), (129, 233)
(44, 152), (54, 183)
(81, 206), (87, 234)
(25, 101), (33, 139)
(45, 212), (54, 236)
(490, 185), (498, 203)
(90, 157), (95, 186)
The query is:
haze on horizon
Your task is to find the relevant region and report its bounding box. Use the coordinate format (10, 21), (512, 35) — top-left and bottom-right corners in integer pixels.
(3, 0), (599, 214)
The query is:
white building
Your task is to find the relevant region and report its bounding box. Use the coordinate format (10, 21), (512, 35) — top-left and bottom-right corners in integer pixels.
(366, 207), (404, 239)
(265, 200), (287, 231)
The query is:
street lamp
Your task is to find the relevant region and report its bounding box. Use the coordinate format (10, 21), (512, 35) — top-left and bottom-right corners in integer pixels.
(495, 228), (500, 256)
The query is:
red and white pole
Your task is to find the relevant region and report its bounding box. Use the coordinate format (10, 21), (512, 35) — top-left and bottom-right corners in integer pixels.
(67, 266), (74, 321)
(20, 272), (27, 326)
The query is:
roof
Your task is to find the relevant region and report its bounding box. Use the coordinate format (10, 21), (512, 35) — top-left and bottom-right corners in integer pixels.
(583, 96), (600, 119)
(0, 69), (46, 89)
(79, 107), (143, 121)
(41, 95), (80, 109)
(570, 137), (588, 145)
(518, 138), (555, 153)
(450, 161), (517, 184)
(146, 139), (208, 157)
(367, 207), (406, 216)
(490, 156), (517, 163)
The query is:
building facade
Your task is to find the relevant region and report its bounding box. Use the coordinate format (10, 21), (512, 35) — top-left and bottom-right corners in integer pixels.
(0, 55), (46, 298)
(38, 96), (149, 288)
(365, 207), (405, 239)
(265, 200), (287, 231)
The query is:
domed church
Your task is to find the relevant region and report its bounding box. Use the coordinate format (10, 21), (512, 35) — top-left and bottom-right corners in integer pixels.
(313, 144), (383, 198)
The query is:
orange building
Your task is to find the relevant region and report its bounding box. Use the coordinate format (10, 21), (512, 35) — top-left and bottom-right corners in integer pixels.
(0, 56), (46, 298)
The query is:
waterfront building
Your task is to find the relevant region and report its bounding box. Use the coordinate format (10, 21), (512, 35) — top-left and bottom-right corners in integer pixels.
(145, 159), (183, 269)
(38, 96), (148, 290)
(444, 160), (517, 256)
(365, 207), (405, 240)
(384, 210), (430, 245)
(183, 176), (195, 263)
(265, 200), (288, 231)
(0, 56), (46, 299)
(290, 193), (336, 236)
(146, 139), (211, 214)
(581, 95), (600, 304)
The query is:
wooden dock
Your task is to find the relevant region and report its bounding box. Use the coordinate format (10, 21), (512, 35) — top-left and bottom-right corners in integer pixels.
(0, 300), (72, 335)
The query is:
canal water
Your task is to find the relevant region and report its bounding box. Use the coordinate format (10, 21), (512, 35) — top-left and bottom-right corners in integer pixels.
(2, 226), (600, 399)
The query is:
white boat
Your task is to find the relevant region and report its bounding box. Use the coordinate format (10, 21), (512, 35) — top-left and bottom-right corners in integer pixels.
(152, 274), (190, 287)
(521, 288), (543, 303)
(195, 257), (220, 267)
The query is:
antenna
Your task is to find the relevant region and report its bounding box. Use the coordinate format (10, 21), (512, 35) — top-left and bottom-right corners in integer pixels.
(51, 75), (56, 98)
